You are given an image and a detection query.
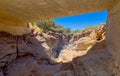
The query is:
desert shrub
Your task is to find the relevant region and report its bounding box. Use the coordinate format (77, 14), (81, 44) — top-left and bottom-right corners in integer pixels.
(83, 25), (99, 30)
(34, 19), (71, 34)
(71, 29), (82, 34)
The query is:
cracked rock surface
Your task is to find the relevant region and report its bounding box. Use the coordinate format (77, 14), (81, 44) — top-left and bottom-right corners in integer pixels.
(0, 25), (118, 76)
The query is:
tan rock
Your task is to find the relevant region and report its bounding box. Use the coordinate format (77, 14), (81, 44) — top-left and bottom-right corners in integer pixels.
(90, 25), (106, 40)
(74, 37), (97, 51)
(72, 40), (113, 76)
(0, 0), (115, 35)
(0, 0), (120, 76)
(89, 30), (98, 40)
(57, 49), (87, 63)
(106, 1), (120, 75)
(43, 33), (58, 51)
(0, 24), (31, 35)
(69, 33), (83, 43)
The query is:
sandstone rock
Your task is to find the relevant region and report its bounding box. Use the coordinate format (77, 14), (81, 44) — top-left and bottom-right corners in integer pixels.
(90, 25), (106, 40)
(36, 64), (62, 76)
(89, 30), (98, 40)
(56, 25), (106, 63)
(69, 33), (83, 43)
(0, 0), (119, 76)
(106, 1), (120, 75)
(43, 33), (58, 51)
(28, 23), (41, 36)
(0, 0), (114, 36)
(26, 35), (51, 60)
(74, 37), (97, 51)
(7, 56), (38, 76)
(54, 70), (73, 76)
(7, 55), (62, 76)
(27, 36), (42, 45)
(0, 33), (16, 44)
(18, 40), (34, 56)
(0, 44), (16, 59)
(57, 49), (87, 63)
(69, 30), (92, 43)
(0, 25), (116, 76)
(27, 41), (49, 60)
(0, 25), (31, 35)
(0, 33), (17, 68)
(72, 40), (114, 76)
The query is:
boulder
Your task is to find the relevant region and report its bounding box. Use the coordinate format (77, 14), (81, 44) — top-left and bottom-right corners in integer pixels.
(72, 40), (114, 76)
(57, 49), (87, 63)
(69, 30), (92, 43)
(74, 37), (97, 51)
(7, 56), (38, 76)
(90, 25), (106, 40)
(18, 40), (34, 56)
(7, 55), (62, 76)
(43, 33), (59, 51)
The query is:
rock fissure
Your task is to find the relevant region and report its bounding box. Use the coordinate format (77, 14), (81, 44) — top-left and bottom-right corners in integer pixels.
(0, 24), (111, 76)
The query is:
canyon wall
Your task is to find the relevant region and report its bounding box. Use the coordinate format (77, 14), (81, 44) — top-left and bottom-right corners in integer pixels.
(106, 1), (120, 75)
(0, 0), (120, 76)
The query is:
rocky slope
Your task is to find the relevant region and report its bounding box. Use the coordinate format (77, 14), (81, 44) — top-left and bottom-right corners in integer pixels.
(0, 24), (117, 76)
(57, 24), (106, 63)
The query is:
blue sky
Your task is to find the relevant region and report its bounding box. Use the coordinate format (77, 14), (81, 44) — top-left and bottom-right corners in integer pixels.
(54, 10), (108, 31)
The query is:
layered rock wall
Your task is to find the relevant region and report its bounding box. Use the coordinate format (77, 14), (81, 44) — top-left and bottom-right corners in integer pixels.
(106, 1), (120, 75)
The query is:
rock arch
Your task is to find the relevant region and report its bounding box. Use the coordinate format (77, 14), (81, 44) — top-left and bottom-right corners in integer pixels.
(0, 0), (120, 76)
(0, 0), (116, 35)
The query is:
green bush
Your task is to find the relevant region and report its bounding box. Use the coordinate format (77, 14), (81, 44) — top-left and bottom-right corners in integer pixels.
(31, 19), (104, 35)
(83, 25), (99, 30)
(34, 19), (71, 34)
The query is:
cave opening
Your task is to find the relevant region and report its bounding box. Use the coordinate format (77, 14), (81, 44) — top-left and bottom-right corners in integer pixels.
(30, 10), (108, 62)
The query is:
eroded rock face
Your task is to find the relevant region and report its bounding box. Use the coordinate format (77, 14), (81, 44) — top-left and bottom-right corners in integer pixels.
(0, 0), (114, 26)
(0, 32), (17, 68)
(0, 31), (74, 76)
(7, 56), (38, 76)
(73, 51), (113, 76)
(57, 25), (106, 63)
(74, 37), (97, 51)
(106, 1), (120, 75)
(0, 0), (119, 76)
(0, 23), (119, 76)
(0, 0), (116, 36)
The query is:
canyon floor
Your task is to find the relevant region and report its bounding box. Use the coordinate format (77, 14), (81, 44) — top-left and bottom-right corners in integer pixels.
(0, 24), (117, 76)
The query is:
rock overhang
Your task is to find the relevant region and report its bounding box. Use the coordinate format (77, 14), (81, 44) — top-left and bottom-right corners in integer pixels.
(0, 0), (117, 35)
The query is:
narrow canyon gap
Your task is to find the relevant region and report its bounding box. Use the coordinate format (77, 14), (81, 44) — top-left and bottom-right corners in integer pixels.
(0, 0), (120, 76)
